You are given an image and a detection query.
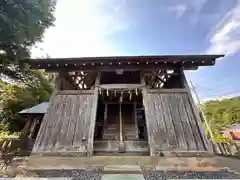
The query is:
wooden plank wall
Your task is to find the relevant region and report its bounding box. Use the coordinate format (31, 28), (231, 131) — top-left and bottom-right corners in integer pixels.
(32, 91), (96, 155)
(144, 92), (207, 153)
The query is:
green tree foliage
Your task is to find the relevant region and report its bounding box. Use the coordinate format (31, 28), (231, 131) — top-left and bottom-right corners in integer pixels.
(0, 70), (54, 133)
(0, 0), (56, 80)
(0, 0), (56, 136)
(202, 97), (240, 142)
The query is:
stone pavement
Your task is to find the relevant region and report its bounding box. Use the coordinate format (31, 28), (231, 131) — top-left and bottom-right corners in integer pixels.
(1, 155), (240, 179)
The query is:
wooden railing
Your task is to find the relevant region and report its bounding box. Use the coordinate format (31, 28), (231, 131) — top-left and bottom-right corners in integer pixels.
(0, 137), (21, 152)
(118, 102), (125, 152)
(212, 141), (240, 158)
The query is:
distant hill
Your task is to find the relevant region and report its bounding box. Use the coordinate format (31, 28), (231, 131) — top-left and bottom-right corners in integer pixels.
(202, 96), (240, 142)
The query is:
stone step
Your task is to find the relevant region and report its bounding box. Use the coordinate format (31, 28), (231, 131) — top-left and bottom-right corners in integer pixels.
(124, 131), (138, 135)
(107, 126), (117, 129)
(124, 129), (137, 132)
(124, 130), (138, 133)
(124, 130), (137, 133)
(94, 141), (149, 153)
(124, 128), (137, 131)
(103, 135), (117, 140)
(124, 133), (138, 136)
(124, 136), (138, 140)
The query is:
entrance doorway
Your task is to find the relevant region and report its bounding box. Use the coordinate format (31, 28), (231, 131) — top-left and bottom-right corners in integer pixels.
(93, 93), (149, 155)
(122, 104), (135, 125)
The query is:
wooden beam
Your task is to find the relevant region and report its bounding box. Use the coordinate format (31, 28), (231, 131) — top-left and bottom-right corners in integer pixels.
(104, 101), (142, 104)
(143, 72), (179, 76)
(43, 64), (178, 72)
(141, 74), (155, 156)
(148, 89), (188, 93)
(56, 90), (94, 95)
(180, 70), (214, 153)
(98, 84), (142, 89)
(87, 72), (100, 156)
(26, 54), (223, 66)
(28, 117), (38, 139)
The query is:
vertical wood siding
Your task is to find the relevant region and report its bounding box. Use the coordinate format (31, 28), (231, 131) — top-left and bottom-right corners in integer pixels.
(144, 92), (206, 153)
(32, 91), (96, 155)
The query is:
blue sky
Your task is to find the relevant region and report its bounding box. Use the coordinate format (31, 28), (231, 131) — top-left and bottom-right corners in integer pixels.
(31, 0), (240, 101)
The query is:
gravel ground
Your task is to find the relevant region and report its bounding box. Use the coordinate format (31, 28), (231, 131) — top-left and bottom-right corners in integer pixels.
(1, 167), (240, 179)
(24, 168), (103, 180)
(141, 169), (240, 179)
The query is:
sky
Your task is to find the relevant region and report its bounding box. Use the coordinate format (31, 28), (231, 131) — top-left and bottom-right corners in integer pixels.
(31, 0), (240, 101)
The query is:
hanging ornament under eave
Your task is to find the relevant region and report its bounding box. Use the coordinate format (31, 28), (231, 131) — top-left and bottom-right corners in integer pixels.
(129, 89), (132, 100)
(106, 89), (109, 96)
(120, 90), (123, 102)
(114, 90), (117, 97)
(135, 88), (138, 96)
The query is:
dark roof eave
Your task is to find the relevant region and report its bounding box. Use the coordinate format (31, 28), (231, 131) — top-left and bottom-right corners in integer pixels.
(22, 54), (224, 64)
(22, 54), (224, 71)
(19, 113), (45, 116)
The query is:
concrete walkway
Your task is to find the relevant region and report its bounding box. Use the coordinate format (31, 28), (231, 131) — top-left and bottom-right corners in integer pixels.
(2, 155), (240, 178)
(215, 156), (240, 173)
(102, 174), (144, 180)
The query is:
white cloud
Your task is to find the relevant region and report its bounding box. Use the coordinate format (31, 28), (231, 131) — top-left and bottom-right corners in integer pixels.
(206, 1), (240, 55)
(201, 92), (240, 102)
(168, 0), (208, 19)
(31, 0), (129, 58)
(168, 4), (187, 19)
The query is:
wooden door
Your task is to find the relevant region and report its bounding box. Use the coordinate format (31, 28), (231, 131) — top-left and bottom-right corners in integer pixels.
(142, 91), (207, 155)
(32, 90), (98, 156)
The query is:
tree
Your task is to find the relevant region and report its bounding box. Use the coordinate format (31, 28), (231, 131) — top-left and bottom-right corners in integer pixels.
(0, 70), (54, 133)
(203, 97), (240, 142)
(0, 0), (56, 80)
(0, 0), (56, 135)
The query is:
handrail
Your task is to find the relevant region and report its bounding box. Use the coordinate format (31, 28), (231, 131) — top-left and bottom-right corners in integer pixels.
(119, 102), (123, 143)
(118, 102), (125, 152)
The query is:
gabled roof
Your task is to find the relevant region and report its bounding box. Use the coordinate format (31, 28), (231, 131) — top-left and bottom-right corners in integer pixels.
(23, 54), (224, 72)
(19, 102), (49, 115)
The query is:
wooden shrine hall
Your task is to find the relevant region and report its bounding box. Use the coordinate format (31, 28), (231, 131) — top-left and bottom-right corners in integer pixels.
(23, 55), (224, 157)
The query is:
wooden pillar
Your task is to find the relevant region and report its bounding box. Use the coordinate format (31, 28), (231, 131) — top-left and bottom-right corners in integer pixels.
(19, 116), (33, 149)
(180, 70), (214, 153)
(87, 72), (100, 156)
(19, 117), (32, 139)
(28, 116), (40, 139)
(54, 73), (62, 90)
(32, 91), (57, 153)
(141, 74), (155, 156)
